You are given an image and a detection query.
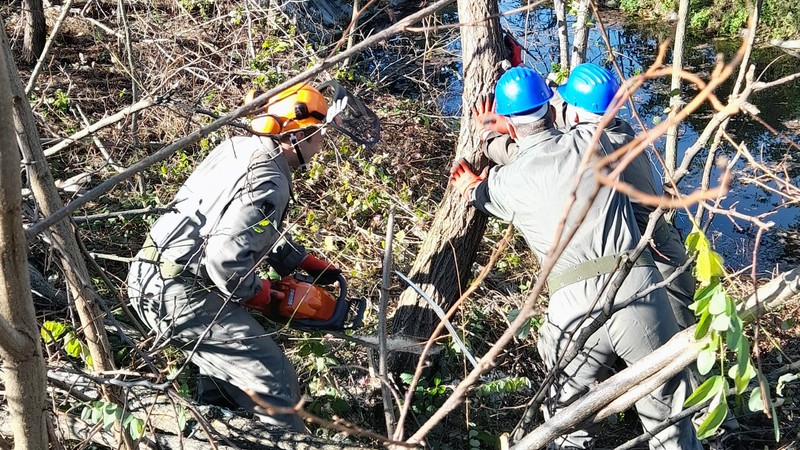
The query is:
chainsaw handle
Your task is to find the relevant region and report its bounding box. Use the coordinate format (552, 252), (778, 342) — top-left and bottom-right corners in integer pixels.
(334, 273), (347, 304)
(350, 297), (367, 330)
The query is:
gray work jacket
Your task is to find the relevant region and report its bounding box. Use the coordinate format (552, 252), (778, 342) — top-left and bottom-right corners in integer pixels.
(145, 135), (306, 301)
(482, 118), (680, 248)
(474, 125), (641, 275)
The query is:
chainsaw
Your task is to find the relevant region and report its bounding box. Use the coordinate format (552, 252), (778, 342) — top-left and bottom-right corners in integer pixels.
(268, 273), (366, 332)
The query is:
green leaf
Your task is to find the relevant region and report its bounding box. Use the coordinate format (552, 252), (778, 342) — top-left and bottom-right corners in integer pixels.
(669, 88), (681, 97)
(711, 314), (731, 332)
(695, 310), (712, 340)
(748, 386), (764, 412)
(80, 405), (92, 421)
(177, 406), (188, 431)
(685, 228), (703, 254)
(697, 401), (728, 440)
(690, 282), (722, 314)
(65, 335), (82, 358)
(727, 361), (756, 395)
(508, 309), (532, 340)
(771, 403), (780, 442)
(400, 373), (413, 385)
(737, 337), (750, 379)
(128, 417), (144, 440)
(708, 288), (727, 315)
(685, 375), (723, 408)
(685, 227), (724, 284)
(697, 348), (716, 375)
(726, 314), (743, 350)
(91, 404), (103, 423)
(725, 294), (736, 315)
(777, 373), (799, 396)
(652, 115), (662, 125)
(41, 321), (68, 342)
(696, 250), (724, 285)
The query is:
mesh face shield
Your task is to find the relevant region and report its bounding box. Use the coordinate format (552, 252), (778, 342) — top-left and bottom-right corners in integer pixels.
(315, 80), (381, 148)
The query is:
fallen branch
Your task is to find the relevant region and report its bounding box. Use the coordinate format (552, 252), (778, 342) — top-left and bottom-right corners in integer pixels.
(43, 96), (161, 157)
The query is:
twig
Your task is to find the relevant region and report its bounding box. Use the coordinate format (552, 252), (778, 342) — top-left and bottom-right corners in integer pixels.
(246, 392), (418, 448)
(74, 104), (126, 173)
(752, 71), (800, 92)
(43, 96), (161, 157)
(72, 203), (177, 224)
(394, 271), (478, 369)
(25, 0), (75, 95)
(116, 0), (141, 148)
(379, 207), (397, 437)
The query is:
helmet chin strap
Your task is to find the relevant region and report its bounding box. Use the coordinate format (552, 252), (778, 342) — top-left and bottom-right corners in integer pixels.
(288, 133), (307, 171)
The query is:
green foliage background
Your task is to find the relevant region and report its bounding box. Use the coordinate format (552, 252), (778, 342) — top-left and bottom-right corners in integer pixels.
(617, 0), (800, 39)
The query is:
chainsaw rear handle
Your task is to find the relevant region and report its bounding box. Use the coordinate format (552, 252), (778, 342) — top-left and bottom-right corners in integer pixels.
(288, 273), (365, 331)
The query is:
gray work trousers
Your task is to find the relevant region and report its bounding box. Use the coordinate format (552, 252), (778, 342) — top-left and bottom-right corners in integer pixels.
(127, 256), (304, 432)
(651, 222), (697, 331)
(538, 266), (701, 450)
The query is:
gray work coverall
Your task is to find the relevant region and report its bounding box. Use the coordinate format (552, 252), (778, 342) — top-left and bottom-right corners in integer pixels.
(484, 118), (696, 329)
(474, 125), (700, 450)
(127, 135), (306, 431)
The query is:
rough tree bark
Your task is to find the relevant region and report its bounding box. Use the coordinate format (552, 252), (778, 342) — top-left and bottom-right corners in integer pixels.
(390, 0), (502, 365)
(1, 21), (128, 443)
(553, 0), (570, 71)
(21, 0), (46, 63)
(0, 28), (49, 449)
(570, 0), (590, 68)
(664, 0), (689, 183)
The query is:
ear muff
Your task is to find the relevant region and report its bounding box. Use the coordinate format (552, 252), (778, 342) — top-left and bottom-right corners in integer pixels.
(245, 85), (328, 135)
(250, 114), (283, 134)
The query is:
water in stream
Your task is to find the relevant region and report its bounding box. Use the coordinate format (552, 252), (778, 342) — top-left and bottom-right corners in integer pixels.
(437, 3), (800, 275)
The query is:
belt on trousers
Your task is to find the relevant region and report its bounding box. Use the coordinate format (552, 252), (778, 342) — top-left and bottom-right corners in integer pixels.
(546, 250), (656, 294)
(141, 235), (185, 279)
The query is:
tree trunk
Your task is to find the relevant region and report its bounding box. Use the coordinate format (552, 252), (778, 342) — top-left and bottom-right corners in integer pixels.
(664, 0), (689, 185)
(0, 27), (49, 449)
(553, 0), (569, 71)
(390, 0), (502, 366)
(570, 0), (590, 68)
(21, 0), (46, 64)
(2, 16), (122, 407)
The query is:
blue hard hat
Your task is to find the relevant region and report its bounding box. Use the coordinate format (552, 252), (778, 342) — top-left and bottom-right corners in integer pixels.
(495, 67), (553, 116)
(557, 64), (620, 114)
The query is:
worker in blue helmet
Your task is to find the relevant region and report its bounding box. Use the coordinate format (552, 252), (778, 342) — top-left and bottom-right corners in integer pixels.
(559, 63), (697, 330)
(453, 66), (701, 450)
(562, 63), (742, 449)
(480, 63), (697, 331)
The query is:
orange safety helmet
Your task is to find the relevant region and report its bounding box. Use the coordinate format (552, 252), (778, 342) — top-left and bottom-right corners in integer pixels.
(246, 84), (329, 135)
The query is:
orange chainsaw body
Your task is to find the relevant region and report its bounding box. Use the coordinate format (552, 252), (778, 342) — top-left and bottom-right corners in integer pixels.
(272, 276), (336, 321)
